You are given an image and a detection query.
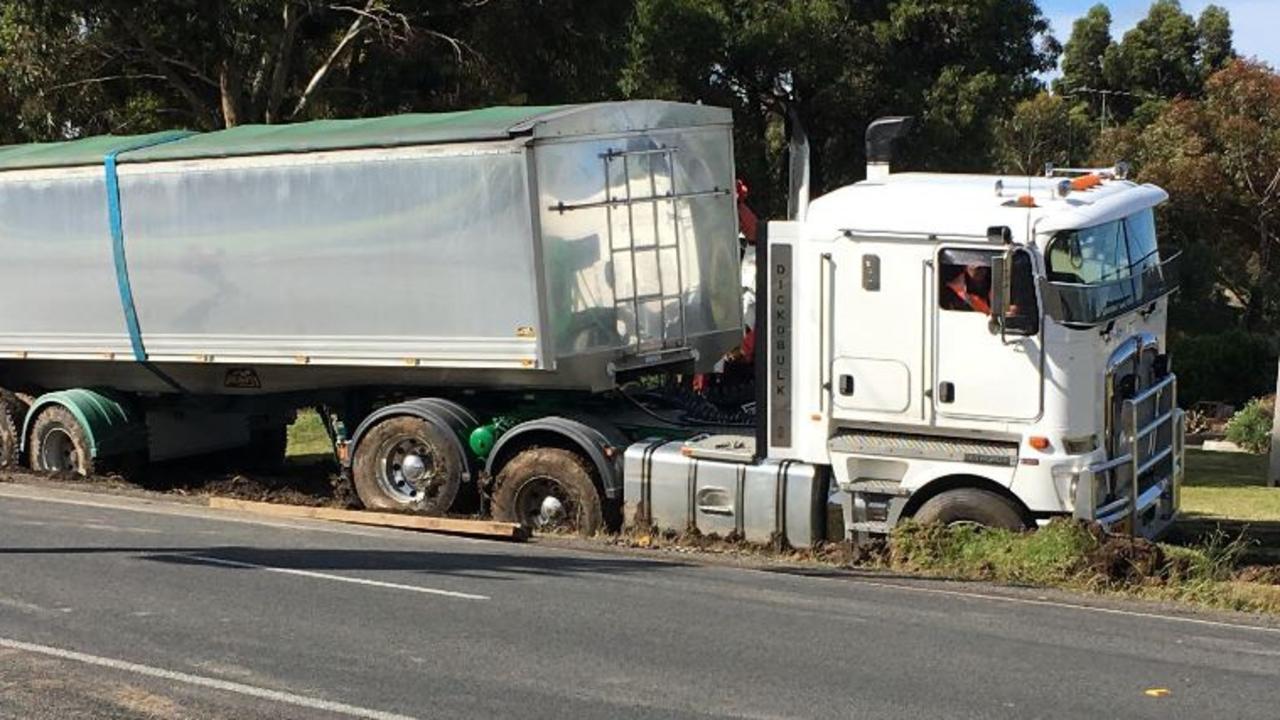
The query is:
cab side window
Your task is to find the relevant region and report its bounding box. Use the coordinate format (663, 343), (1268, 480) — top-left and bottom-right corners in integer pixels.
(939, 249), (994, 314)
(938, 247), (1040, 334)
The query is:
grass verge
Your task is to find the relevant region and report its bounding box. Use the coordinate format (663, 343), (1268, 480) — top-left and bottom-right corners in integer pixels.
(890, 518), (1280, 614)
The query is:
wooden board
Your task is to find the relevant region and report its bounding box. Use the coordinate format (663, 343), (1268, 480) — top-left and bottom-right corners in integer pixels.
(206, 498), (529, 541)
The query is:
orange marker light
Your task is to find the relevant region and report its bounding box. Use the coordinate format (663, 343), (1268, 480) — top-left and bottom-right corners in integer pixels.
(1029, 436), (1052, 451)
(1016, 194), (1037, 207)
(1070, 174), (1102, 191)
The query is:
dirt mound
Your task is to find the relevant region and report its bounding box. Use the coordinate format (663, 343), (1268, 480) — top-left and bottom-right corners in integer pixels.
(1235, 565), (1280, 585)
(1082, 527), (1166, 584)
(160, 462), (358, 509)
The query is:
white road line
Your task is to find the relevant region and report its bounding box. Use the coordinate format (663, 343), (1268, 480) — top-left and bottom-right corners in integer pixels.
(848, 578), (1280, 635)
(186, 555), (490, 601)
(0, 636), (417, 720)
(0, 484), (488, 545)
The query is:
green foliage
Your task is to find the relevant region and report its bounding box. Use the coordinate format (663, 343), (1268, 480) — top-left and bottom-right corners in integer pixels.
(1113, 0), (1203, 100)
(1056, 4), (1113, 95)
(621, 0), (1058, 217)
(0, 0), (631, 136)
(993, 92), (1095, 175)
(1108, 60), (1280, 332)
(1170, 330), (1275, 405)
(1197, 4), (1235, 74)
(1057, 1), (1234, 127)
(1225, 396), (1274, 454)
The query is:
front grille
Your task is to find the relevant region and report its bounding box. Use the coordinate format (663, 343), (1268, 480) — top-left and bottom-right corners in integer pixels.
(1088, 372), (1182, 531)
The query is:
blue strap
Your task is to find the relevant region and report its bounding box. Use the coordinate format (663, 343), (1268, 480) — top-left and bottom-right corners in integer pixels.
(104, 131), (189, 361)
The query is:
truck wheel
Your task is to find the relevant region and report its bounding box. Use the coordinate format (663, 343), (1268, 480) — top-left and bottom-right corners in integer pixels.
(0, 391), (26, 469)
(351, 416), (463, 514)
(913, 487), (1028, 530)
(27, 405), (95, 476)
(492, 448), (602, 536)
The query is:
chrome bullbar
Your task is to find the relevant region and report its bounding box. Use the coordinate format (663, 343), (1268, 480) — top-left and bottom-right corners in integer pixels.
(1080, 373), (1184, 538)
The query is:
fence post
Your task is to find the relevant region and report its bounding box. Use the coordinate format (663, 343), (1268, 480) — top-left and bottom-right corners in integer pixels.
(1269, 360), (1280, 488)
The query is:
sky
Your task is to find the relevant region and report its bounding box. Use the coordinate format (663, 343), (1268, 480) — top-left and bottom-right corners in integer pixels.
(1039, 0), (1279, 69)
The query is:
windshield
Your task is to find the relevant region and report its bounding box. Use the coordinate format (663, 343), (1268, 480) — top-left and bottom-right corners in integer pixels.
(1043, 208), (1178, 326)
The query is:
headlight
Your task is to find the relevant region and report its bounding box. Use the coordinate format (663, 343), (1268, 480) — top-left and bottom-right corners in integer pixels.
(1051, 463), (1079, 513)
(1053, 463), (1095, 518)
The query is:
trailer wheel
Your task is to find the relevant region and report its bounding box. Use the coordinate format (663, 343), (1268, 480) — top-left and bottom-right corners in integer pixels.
(0, 391), (26, 469)
(912, 488), (1029, 531)
(27, 405), (95, 476)
(492, 448), (602, 536)
(351, 416), (462, 514)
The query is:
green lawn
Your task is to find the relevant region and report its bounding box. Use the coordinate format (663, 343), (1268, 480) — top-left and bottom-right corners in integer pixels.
(286, 408), (334, 463)
(1182, 448), (1280, 522)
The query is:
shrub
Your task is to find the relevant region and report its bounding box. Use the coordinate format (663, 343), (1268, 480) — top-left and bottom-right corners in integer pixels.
(1170, 330), (1275, 406)
(1225, 396), (1274, 454)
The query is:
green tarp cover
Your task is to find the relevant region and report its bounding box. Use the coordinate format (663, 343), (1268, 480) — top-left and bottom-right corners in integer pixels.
(0, 131), (198, 172)
(0, 105), (570, 171)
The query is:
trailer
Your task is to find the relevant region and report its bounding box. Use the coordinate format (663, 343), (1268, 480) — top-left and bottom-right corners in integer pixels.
(0, 102), (1185, 542)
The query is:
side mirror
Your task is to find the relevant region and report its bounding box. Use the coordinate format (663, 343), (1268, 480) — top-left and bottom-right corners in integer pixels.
(990, 246), (1036, 341)
(990, 249), (1011, 339)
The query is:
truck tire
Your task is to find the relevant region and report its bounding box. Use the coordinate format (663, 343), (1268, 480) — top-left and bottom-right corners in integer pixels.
(492, 447), (602, 536)
(27, 405), (95, 476)
(351, 416), (463, 514)
(913, 487), (1028, 530)
(0, 391), (26, 469)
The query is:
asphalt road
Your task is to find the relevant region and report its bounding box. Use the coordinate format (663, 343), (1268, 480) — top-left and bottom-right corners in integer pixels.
(1, 482), (1278, 720)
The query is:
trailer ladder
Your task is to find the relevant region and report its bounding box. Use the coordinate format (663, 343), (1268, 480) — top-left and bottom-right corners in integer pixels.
(604, 147), (688, 354)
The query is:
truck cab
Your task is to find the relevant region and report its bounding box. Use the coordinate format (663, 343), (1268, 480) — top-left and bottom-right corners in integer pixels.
(765, 165), (1182, 540)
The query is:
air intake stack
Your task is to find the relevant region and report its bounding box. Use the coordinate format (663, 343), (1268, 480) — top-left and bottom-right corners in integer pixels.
(865, 116), (913, 181)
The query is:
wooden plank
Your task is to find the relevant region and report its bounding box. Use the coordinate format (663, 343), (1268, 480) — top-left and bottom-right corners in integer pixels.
(206, 497), (528, 540)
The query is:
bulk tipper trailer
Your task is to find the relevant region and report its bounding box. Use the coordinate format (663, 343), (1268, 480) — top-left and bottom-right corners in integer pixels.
(0, 100), (1184, 541)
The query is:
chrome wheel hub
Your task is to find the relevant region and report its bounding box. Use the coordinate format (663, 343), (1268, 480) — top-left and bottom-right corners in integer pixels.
(40, 428), (77, 473)
(538, 495), (566, 525)
(377, 438), (441, 504)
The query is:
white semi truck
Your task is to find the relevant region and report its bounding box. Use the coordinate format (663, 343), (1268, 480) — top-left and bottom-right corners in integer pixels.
(0, 101), (1182, 542)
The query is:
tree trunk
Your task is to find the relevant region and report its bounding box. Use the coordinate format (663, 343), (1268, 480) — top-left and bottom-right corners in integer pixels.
(264, 3), (303, 124)
(290, 4), (372, 120)
(220, 59), (245, 128)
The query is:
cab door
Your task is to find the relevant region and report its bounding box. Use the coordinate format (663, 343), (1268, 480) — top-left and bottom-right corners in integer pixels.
(828, 238), (932, 426)
(932, 246), (1042, 421)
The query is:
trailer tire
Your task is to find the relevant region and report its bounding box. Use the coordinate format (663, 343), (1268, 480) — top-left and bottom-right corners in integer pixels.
(351, 416), (463, 514)
(27, 405), (95, 476)
(912, 487), (1029, 531)
(492, 447), (602, 536)
(0, 391), (26, 469)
